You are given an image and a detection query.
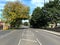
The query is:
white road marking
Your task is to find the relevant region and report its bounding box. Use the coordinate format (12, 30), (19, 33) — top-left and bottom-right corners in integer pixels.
(21, 30), (42, 45)
(21, 38), (37, 42)
(18, 39), (21, 45)
(35, 31), (39, 32)
(22, 30), (26, 37)
(22, 33), (24, 37)
(30, 30), (34, 36)
(30, 30), (42, 45)
(18, 30), (25, 45)
(24, 35), (34, 36)
(0, 30), (16, 39)
(28, 30), (42, 45)
(36, 38), (42, 45)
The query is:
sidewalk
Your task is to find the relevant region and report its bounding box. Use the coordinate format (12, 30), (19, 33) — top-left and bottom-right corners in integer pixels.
(43, 30), (60, 36)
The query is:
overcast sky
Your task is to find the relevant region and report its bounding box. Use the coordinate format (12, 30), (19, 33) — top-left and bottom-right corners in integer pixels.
(0, 0), (49, 18)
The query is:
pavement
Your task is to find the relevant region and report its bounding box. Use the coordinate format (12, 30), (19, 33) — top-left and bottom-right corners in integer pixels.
(0, 28), (60, 45)
(42, 29), (60, 36)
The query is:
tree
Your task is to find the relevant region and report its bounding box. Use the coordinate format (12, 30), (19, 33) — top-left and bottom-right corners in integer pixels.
(24, 22), (29, 26)
(3, 1), (30, 28)
(43, 0), (60, 27)
(30, 7), (49, 28)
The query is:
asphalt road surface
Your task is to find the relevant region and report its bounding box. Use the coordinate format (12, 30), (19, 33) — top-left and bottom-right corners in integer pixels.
(0, 28), (60, 45)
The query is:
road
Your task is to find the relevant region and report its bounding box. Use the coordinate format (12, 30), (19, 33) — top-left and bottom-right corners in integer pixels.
(0, 30), (12, 36)
(0, 28), (60, 45)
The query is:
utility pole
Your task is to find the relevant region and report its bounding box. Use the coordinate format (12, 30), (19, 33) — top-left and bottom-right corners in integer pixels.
(43, 0), (45, 14)
(44, 0), (45, 6)
(49, 0), (50, 1)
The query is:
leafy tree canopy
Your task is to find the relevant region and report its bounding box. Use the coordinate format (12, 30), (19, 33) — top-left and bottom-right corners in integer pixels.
(30, 7), (49, 28)
(3, 1), (30, 28)
(43, 0), (60, 25)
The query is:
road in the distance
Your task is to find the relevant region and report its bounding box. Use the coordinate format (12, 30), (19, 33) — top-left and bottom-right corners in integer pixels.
(0, 28), (60, 45)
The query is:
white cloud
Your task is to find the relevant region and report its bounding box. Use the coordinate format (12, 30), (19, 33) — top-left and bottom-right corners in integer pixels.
(31, 0), (49, 7)
(0, 0), (16, 2)
(0, 0), (21, 2)
(5, 0), (21, 2)
(0, 7), (4, 9)
(45, 0), (49, 2)
(0, 3), (5, 6)
(0, 4), (5, 9)
(0, 11), (2, 14)
(31, 0), (43, 7)
(5, 0), (17, 2)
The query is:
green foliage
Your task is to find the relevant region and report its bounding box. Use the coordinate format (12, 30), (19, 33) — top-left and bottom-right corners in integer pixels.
(3, 1), (30, 28)
(30, 7), (49, 28)
(24, 22), (29, 26)
(43, 0), (60, 26)
(10, 18), (22, 28)
(30, 0), (60, 28)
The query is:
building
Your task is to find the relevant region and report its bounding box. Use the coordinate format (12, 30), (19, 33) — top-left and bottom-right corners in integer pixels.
(0, 19), (3, 30)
